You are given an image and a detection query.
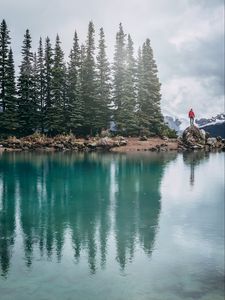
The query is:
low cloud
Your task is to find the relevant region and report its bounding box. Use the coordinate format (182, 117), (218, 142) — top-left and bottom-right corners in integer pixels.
(169, 5), (224, 50)
(161, 76), (224, 119)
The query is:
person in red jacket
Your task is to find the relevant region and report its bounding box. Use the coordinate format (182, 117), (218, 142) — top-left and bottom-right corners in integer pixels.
(188, 108), (195, 126)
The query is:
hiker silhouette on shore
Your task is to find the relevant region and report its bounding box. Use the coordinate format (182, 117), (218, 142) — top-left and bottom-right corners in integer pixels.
(188, 108), (195, 126)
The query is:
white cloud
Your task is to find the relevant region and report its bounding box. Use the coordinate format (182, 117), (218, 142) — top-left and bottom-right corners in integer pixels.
(161, 76), (224, 118)
(169, 5), (224, 50)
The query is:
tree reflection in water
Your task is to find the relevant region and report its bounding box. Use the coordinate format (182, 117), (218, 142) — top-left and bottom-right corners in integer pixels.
(0, 152), (176, 277)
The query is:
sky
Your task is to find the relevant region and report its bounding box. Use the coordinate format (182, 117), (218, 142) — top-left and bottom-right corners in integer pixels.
(0, 0), (224, 119)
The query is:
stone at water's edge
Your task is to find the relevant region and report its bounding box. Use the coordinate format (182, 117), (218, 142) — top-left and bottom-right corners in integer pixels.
(181, 125), (225, 151)
(0, 135), (128, 152)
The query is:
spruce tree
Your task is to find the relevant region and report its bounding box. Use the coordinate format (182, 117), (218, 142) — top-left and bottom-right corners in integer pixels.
(17, 29), (36, 135)
(37, 38), (45, 132)
(31, 52), (39, 130)
(50, 34), (66, 134)
(2, 48), (18, 133)
(122, 34), (137, 135)
(95, 27), (111, 133)
(112, 23), (126, 133)
(136, 47), (145, 134)
(137, 39), (163, 136)
(67, 31), (83, 133)
(0, 19), (10, 114)
(43, 37), (54, 133)
(81, 21), (97, 135)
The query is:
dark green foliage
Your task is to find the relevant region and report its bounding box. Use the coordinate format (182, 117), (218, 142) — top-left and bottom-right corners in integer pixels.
(137, 39), (164, 136)
(17, 29), (36, 135)
(95, 27), (111, 133)
(112, 23), (127, 132)
(67, 31), (84, 133)
(43, 37), (54, 133)
(0, 19), (10, 114)
(1, 19), (167, 137)
(36, 38), (45, 132)
(50, 34), (66, 134)
(81, 21), (98, 135)
(161, 125), (178, 138)
(121, 34), (138, 136)
(1, 48), (18, 133)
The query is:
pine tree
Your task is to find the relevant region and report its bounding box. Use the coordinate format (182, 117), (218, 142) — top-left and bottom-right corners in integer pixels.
(137, 39), (163, 136)
(2, 48), (18, 133)
(136, 47), (145, 134)
(81, 21), (97, 135)
(95, 27), (111, 133)
(67, 31), (83, 133)
(37, 38), (45, 132)
(31, 52), (39, 130)
(51, 34), (66, 134)
(0, 19), (10, 114)
(112, 23), (126, 132)
(43, 36), (54, 133)
(17, 29), (36, 135)
(122, 34), (137, 135)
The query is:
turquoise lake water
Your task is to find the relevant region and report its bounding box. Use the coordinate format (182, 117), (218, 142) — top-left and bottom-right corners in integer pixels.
(0, 151), (224, 300)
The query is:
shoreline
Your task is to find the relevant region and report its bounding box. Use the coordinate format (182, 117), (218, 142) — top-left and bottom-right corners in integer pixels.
(0, 135), (224, 153)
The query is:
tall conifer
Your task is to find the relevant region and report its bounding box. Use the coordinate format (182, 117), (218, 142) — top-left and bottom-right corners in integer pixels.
(137, 39), (163, 135)
(112, 23), (126, 132)
(81, 21), (97, 135)
(2, 48), (18, 133)
(36, 38), (45, 132)
(95, 27), (111, 132)
(67, 31), (83, 133)
(0, 19), (10, 114)
(17, 29), (36, 135)
(51, 34), (66, 134)
(122, 34), (137, 135)
(43, 37), (54, 133)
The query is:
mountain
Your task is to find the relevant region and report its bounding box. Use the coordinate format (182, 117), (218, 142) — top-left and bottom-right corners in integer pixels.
(164, 113), (225, 138)
(164, 116), (189, 135)
(196, 114), (225, 138)
(195, 113), (225, 127)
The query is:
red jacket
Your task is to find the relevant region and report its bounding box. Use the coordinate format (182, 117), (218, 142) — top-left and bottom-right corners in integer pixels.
(189, 110), (195, 118)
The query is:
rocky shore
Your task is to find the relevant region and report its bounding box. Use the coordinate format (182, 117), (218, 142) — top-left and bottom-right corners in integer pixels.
(0, 126), (224, 153)
(0, 134), (128, 152)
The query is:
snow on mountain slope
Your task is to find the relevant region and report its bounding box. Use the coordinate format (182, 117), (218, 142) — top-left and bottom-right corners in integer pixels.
(164, 113), (225, 137)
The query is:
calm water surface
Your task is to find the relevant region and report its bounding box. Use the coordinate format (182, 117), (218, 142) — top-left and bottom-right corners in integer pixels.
(0, 151), (224, 300)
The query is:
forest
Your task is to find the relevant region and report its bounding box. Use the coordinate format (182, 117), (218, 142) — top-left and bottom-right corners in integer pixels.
(0, 19), (171, 137)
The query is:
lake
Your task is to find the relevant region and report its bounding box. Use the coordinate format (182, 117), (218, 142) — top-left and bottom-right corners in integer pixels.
(0, 151), (224, 300)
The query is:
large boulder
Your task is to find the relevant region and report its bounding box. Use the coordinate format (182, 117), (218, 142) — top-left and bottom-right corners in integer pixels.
(182, 126), (206, 149)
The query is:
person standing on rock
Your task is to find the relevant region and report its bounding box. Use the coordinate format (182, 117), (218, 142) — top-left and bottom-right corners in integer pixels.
(188, 108), (195, 126)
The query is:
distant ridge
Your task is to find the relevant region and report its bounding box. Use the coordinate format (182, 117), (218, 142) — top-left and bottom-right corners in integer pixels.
(165, 113), (225, 138)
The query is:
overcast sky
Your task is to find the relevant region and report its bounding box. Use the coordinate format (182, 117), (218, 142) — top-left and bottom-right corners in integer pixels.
(1, 0), (224, 119)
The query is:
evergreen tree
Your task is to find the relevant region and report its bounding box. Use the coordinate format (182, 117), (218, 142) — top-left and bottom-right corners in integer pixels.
(37, 38), (45, 132)
(43, 36), (54, 133)
(17, 29), (36, 135)
(81, 21), (97, 135)
(50, 34), (66, 134)
(136, 47), (145, 134)
(137, 39), (163, 136)
(67, 31), (83, 133)
(122, 34), (137, 135)
(112, 23), (126, 132)
(31, 52), (39, 130)
(95, 27), (111, 133)
(0, 19), (10, 114)
(2, 48), (18, 133)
